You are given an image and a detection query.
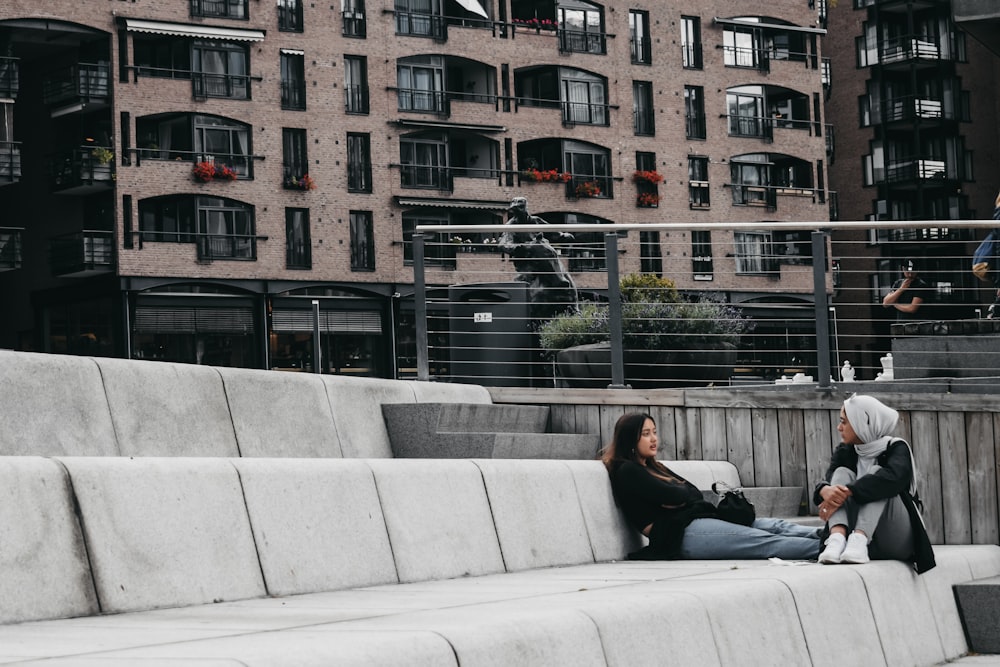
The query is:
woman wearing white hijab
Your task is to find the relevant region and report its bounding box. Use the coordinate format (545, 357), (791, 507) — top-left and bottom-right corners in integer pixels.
(813, 394), (935, 572)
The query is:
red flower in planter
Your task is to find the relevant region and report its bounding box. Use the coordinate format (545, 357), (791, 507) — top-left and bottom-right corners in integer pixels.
(632, 170), (664, 184)
(574, 181), (602, 198)
(192, 161), (216, 182)
(637, 192), (660, 207)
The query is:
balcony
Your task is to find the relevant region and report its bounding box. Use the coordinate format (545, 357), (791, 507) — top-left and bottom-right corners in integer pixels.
(0, 227), (23, 271)
(197, 233), (256, 261)
(0, 56), (19, 99)
(886, 159), (949, 187)
(0, 141), (22, 185)
(49, 230), (114, 277)
(558, 28), (607, 55)
(879, 36), (944, 69)
(51, 146), (115, 194)
(42, 63), (109, 116)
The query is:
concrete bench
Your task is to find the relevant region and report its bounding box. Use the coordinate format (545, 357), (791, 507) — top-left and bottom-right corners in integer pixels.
(381, 402), (603, 459)
(1, 454), (998, 665)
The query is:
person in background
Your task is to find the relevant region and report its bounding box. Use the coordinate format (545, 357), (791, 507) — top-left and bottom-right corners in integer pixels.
(882, 258), (932, 321)
(604, 412), (820, 561)
(814, 394), (935, 573)
(987, 191), (1000, 319)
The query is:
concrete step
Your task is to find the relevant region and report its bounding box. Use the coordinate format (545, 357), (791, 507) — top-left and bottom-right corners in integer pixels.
(955, 575), (1000, 654)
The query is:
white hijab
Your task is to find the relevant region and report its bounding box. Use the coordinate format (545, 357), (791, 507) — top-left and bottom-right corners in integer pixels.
(843, 394), (917, 495)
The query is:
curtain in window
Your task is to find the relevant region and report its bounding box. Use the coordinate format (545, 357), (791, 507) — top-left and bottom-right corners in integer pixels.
(565, 80), (590, 123)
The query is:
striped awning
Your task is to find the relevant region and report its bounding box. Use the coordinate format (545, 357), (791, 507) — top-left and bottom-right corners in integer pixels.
(396, 197), (510, 210)
(133, 305), (255, 333)
(271, 309), (383, 334)
(713, 17), (826, 35)
(123, 18), (265, 42)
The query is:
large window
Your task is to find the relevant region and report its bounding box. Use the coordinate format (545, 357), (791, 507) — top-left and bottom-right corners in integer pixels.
(516, 66), (607, 126)
(347, 133), (371, 192)
(137, 113), (251, 176)
(681, 16), (702, 69)
(350, 210), (375, 271)
(692, 230), (713, 280)
(344, 55), (369, 114)
(633, 81), (654, 136)
(402, 211), (454, 268)
(630, 10), (651, 64)
(397, 56), (445, 113)
(191, 0), (247, 19)
(688, 156), (710, 209)
(286, 208), (311, 269)
(278, 0), (303, 32)
(193, 42), (250, 99)
(343, 0), (367, 37)
(282, 128), (309, 188)
(724, 25), (762, 69)
(734, 231), (774, 274)
(684, 86), (705, 139)
(280, 51), (306, 110)
(565, 140), (612, 199)
(139, 195), (256, 260)
(396, 0), (445, 39)
(558, 1), (606, 54)
(727, 86), (767, 138)
(400, 133), (449, 190)
(730, 159), (773, 208)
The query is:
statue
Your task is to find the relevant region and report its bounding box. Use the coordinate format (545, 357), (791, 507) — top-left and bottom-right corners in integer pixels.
(875, 353), (894, 381)
(499, 196), (578, 320)
(840, 360), (856, 382)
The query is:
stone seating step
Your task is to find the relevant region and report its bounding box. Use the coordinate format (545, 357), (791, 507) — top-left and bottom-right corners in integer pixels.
(954, 575), (1000, 654)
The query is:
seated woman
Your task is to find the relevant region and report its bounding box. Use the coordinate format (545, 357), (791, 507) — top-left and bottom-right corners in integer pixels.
(604, 412), (820, 561)
(814, 394), (935, 572)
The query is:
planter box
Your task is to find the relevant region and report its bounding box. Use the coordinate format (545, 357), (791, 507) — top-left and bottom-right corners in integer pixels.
(554, 341), (737, 389)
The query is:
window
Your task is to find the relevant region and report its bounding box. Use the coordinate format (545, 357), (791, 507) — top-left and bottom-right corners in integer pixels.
(344, 56), (369, 114)
(727, 86), (768, 139)
(282, 128), (309, 188)
(286, 208), (311, 269)
(280, 51), (306, 110)
(692, 230), (713, 280)
(397, 56), (445, 113)
(559, 2), (606, 54)
(565, 141), (612, 199)
(630, 10), (651, 64)
(688, 156), (710, 208)
(730, 159), (773, 208)
(350, 210), (375, 271)
(633, 81), (654, 136)
(640, 231), (662, 275)
(278, 0), (303, 31)
(400, 133), (449, 190)
(343, 0), (367, 37)
(191, 0), (247, 19)
(134, 35), (191, 80)
(193, 42), (250, 99)
(563, 72), (607, 125)
(723, 25), (766, 70)
(635, 151), (659, 207)
(734, 231), (774, 274)
(0, 56), (18, 98)
(681, 16), (702, 69)
(402, 212), (454, 268)
(396, 0), (445, 39)
(195, 115), (252, 177)
(684, 86), (705, 139)
(347, 133), (372, 192)
(139, 195), (256, 260)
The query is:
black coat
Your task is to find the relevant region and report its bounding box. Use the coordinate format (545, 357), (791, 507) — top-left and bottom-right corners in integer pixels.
(814, 440), (936, 574)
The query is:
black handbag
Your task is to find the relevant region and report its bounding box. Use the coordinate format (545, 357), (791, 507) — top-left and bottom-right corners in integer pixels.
(712, 481), (756, 526)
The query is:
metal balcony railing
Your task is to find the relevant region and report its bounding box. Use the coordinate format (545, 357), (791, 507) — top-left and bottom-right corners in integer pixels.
(0, 227), (23, 270)
(406, 219), (1000, 390)
(0, 141), (22, 183)
(49, 230), (114, 276)
(0, 56), (19, 99)
(42, 62), (109, 106)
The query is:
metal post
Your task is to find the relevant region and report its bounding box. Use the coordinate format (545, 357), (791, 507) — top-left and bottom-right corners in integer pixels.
(811, 231), (831, 389)
(605, 232), (628, 389)
(413, 232), (430, 381)
(311, 299), (321, 374)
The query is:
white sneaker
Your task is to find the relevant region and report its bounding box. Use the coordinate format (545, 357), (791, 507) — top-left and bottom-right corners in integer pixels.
(818, 533), (846, 564)
(840, 532), (870, 564)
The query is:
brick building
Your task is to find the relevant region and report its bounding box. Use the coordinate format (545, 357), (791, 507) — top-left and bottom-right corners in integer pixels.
(824, 0), (1000, 373)
(0, 0), (830, 380)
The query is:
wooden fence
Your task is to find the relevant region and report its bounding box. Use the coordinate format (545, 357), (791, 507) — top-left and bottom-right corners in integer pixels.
(488, 385), (1000, 546)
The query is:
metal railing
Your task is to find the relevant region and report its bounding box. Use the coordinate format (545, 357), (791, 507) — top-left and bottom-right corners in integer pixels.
(41, 62), (109, 106)
(49, 230), (114, 275)
(0, 56), (19, 99)
(409, 219), (1000, 390)
(0, 227), (23, 270)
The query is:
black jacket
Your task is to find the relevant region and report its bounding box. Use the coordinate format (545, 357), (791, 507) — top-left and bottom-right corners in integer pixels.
(814, 440), (936, 574)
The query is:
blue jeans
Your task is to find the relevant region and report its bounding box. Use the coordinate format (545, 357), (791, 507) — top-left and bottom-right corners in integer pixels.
(679, 517), (821, 560)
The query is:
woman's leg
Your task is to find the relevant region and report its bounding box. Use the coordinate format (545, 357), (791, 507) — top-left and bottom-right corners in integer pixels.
(752, 516), (821, 539)
(679, 518), (820, 560)
(866, 496), (914, 560)
(826, 467), (856, 531)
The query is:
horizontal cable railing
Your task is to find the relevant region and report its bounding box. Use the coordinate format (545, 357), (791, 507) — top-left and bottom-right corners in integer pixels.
(411, 219), (1000, 390)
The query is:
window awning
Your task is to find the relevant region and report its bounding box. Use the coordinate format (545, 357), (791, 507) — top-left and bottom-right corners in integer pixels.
(397, 196), (510, 210)
(280, 48), (305, 56)
(713, 17), (826, 35)
(393, 119), (507, 133)
(123, 18), (266, 42)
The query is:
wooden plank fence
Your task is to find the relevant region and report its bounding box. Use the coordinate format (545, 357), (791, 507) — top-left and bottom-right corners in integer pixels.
(489, 386), (1000, 546)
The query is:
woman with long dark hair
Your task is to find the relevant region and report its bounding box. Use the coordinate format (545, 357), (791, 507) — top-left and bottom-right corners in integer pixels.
(604, 412), (820, 560)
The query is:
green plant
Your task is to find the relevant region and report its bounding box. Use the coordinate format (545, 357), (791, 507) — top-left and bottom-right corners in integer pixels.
(538, 273), (751, 353)
(91, 147), (114, 165)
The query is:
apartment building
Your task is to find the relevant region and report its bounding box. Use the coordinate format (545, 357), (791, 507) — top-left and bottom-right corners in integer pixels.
(824, 0), (1000, 372)
(0, 0), (830, 379)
